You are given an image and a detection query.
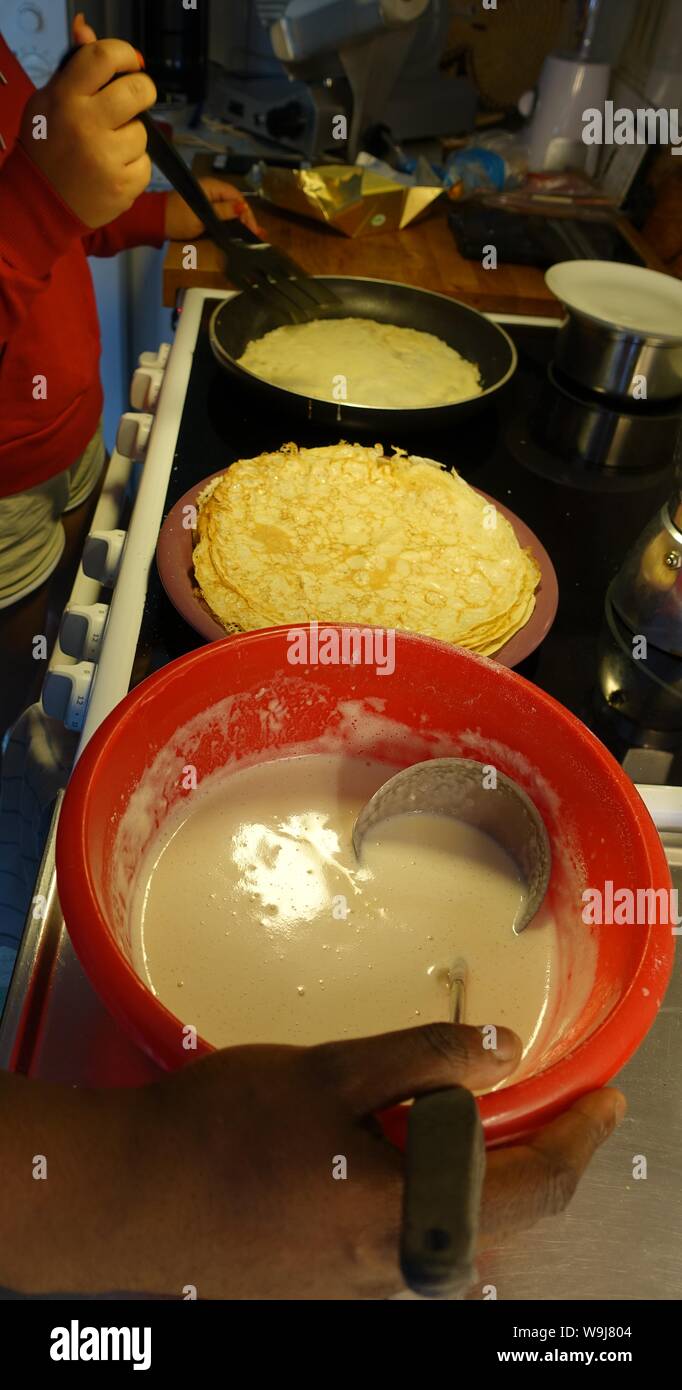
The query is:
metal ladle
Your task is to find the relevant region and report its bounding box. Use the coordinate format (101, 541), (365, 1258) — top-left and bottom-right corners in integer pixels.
(352, 757), (551, 934)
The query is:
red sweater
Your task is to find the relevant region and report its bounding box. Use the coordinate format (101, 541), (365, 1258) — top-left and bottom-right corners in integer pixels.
(0, 36), (168, 497)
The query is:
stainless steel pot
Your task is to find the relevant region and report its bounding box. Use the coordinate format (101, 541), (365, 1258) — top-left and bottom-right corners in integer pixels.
(546, 261), (682, 404)
(552, 311), (682, 402)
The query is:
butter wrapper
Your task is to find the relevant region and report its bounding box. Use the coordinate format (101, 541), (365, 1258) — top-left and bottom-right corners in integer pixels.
(259, 164), (442, 237)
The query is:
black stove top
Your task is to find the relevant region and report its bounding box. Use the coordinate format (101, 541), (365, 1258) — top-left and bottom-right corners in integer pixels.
(132, 307), (681, 770)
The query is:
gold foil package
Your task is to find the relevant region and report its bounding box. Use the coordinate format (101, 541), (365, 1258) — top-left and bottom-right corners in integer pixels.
(258, 163), (443, 237)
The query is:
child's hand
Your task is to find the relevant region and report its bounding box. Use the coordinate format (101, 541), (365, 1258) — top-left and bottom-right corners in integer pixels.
(19, 39), (157, 229)
(165, 177), (265, 241)
(72, 10), (97, 45)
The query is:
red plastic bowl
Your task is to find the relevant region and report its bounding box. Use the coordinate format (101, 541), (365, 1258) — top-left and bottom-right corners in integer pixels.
(56, 626), (674, 1145)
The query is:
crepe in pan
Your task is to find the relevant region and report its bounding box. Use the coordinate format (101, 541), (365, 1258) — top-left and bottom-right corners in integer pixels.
(235, 317), (483, 408)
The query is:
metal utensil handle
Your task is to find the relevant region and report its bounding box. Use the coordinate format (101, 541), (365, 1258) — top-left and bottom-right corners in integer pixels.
(139, 113), (260, 255)
(139, 114), (319, 300)
(400, 1086), (485, 1298)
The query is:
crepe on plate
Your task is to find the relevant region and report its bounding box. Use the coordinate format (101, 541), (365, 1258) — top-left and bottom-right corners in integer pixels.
(193, 442), (540, 656)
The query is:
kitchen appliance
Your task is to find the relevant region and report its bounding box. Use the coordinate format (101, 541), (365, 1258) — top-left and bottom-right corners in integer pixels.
(1, 294), (681, 1299)
(598, 428), (682, 738)
(523, 0), (613, 176)
(214, 0), (476, 160)
(546, 261), (682, 404)
(524, 50), (610, 175)
(55, 625), (672, 1146)
(132, 0), (209, 106)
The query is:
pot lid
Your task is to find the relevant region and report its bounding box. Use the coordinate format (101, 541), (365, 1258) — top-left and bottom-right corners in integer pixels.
(545, 260), (682, 340)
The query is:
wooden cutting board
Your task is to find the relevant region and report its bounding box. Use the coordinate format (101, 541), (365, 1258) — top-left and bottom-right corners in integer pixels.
(162, 189), (659, 317)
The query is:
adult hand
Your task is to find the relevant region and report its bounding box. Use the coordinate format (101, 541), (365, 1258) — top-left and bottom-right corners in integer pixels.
(3, 1024), (624, 1299)
(19, 39), (156, 228)
(95, 1026), (625, 1298)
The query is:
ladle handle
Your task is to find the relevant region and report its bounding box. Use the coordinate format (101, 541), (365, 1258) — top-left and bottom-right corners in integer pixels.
(400, 1086), (485, 1298)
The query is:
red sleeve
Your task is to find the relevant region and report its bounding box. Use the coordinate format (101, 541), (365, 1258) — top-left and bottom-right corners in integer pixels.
(82, 192), (169, 258)
(0, 142), (84, 341)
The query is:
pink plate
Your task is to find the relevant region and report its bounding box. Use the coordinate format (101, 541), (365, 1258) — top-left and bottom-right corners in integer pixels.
(156, 471), (559, 667)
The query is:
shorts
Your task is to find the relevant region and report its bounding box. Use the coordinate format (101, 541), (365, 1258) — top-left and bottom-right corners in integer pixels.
(0, 421), (106, 609)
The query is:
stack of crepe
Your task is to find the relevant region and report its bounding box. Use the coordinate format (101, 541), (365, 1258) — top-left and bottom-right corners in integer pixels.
(193, 442), (540, 656)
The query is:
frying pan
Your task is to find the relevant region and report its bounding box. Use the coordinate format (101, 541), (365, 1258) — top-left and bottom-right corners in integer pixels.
(134, 96), (518, 427)
(209, 278), (518, 432)
(55, 44), (516, 429)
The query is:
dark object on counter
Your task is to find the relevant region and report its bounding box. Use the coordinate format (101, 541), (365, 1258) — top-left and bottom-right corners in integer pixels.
(211, 152), (304, 175)
(361, 122), (410, 169)
(209, 278), (517, 431)
(401, 1088), (485, 1299)
(133, 0), (209, 105)
(448, 205), (644, 269)
(598, 429), (682, 733)
(598, 593), (682, 736)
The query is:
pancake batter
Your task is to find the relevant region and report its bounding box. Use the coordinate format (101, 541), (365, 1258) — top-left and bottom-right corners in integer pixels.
(130, 754), (556, 1065)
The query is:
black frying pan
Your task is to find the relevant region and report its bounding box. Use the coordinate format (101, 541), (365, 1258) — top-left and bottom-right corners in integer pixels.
(208, 278), (518, 433)
(56, 44), (516, 430)
(131, 94), (518, 422)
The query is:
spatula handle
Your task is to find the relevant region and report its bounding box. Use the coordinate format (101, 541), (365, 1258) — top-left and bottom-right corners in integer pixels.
(400, 1086), (485, 1298)
(138, 112), (260, 253)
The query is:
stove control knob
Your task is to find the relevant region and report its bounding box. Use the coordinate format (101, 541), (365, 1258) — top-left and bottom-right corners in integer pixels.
(60, 602), (109, 661)
(42, 662), (96, 732)
(116, 411), (153, 461)
(130, 367), (163, 412)
(138, 343), (170, 371)
(82, 530), (126, 587)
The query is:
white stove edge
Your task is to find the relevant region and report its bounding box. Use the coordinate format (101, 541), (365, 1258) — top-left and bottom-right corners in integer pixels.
(77, 288), (228, 749)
